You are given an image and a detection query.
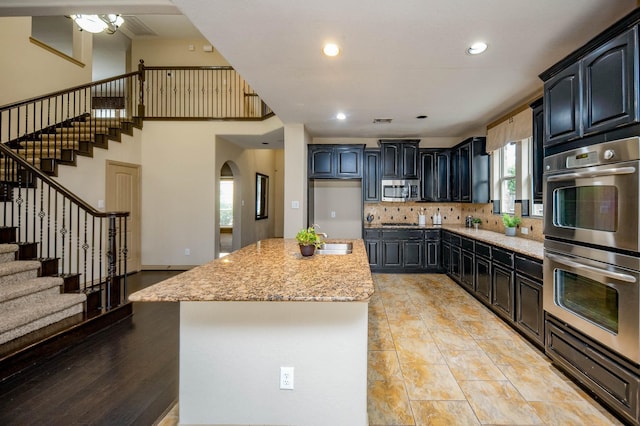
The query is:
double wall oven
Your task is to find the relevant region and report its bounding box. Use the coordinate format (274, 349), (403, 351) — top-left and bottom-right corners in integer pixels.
(544, 137), (640, 364)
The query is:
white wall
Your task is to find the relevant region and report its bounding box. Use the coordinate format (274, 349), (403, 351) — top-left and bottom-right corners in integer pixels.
(0, 17), (92, 105)
(140, 117), (284, 267)
(312, 180), (362, 239)
(131, 37), (230, 68)
(284, 124), (310, 237)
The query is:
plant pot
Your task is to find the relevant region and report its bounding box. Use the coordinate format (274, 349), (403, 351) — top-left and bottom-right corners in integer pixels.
(299, 244), (316, 256)
(505, 227), (516, 236)
(474, 223), (479, 231)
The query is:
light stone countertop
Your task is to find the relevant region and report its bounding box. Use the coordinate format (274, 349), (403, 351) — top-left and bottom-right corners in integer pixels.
(128, 238), (375, 303)
(365, 223), (544, 260)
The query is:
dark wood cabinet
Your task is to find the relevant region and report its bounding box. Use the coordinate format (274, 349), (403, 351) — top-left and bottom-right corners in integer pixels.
(442, 240), (451, 274)
(424, 230), (441, 271)
(544, 62), (582, 146)
(308, 144), (364, 179)
(379, 140), (419, 179)
(450, 137), (489, 203)
(530, 98), (544, 203)
(364, 229), (381, 268)
(474, 255), (491, 304)
(491, 264), (514, 321)
(583, 28), (638, 136)
(460, 237), (475, 291)
(450, 245), (461, 281)
(514, 255), (544, 346)
(363, 149), (380, 202)
(420, 150), (450, 201)
(541, 23), (639, 150)
(382, 240), (402, 268)
(403, 240), (423, 268)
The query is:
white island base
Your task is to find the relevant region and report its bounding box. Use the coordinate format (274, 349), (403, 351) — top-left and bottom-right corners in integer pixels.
(179, 300), (369, 426)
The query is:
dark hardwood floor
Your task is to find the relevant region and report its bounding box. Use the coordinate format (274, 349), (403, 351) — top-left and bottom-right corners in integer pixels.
(0, 271), (181, 426)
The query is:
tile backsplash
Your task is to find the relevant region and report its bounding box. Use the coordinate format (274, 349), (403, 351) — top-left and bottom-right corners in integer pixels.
(364, 202), (543, 242)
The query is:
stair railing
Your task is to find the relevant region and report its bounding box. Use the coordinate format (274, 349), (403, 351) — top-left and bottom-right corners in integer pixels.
(0, 144), (129, 312)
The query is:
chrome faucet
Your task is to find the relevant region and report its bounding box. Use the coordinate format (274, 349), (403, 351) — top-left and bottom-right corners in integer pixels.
(317, 232), (328, 239)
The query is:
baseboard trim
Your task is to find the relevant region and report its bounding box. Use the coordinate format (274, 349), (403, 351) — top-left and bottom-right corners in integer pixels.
(142, 265), (195, 271)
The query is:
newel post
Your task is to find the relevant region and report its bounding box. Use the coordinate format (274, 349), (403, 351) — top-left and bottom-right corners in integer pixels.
(137, 59), (146, 119)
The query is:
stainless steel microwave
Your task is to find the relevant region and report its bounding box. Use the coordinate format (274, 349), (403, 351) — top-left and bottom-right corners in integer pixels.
(381, 179), (420, 202)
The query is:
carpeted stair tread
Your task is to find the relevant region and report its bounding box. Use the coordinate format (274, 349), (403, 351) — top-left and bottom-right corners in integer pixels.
(0, 292), (85, 344)
(0, 244), (18, 255)
(0, 276), (64, 303)
(0, 260), (41, 277)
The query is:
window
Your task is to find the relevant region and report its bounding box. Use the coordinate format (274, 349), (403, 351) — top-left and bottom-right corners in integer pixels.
(499, 142), (517, 214)
(219, 179), (233, 227)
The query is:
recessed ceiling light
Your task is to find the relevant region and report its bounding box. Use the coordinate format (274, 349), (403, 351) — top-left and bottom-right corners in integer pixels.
(467, 41), (488, 55)
(336, 112), (346, 120)
(323, 43), (340, 57)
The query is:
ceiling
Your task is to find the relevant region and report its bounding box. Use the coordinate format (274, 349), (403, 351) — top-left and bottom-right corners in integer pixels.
(1, 0), (638, 143)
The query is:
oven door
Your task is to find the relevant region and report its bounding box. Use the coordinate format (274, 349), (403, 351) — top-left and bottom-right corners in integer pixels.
(544, 242), (640, 363)
(543, 160), (640, 252)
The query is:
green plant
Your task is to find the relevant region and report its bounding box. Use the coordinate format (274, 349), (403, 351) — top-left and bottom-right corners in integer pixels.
(502, 213), (521, 228)
(472, 217), (482, 224)
(295, 225), (322, 248)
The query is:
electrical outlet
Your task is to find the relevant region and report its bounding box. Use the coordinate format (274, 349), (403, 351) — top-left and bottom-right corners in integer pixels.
(521, 227), (529, 235)
(185, 248), (191, 256)
(280, 366), (294, 390)
(331, 211), (336, 218)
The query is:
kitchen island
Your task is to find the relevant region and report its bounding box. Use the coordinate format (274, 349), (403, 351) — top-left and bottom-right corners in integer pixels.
(129, 238), (374, 426)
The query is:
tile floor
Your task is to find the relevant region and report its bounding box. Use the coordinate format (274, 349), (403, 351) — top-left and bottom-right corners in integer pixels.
(158, 273), (623, 426)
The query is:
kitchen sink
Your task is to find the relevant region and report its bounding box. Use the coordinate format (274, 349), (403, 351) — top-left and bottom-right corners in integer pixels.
(316, 242), (353, 255)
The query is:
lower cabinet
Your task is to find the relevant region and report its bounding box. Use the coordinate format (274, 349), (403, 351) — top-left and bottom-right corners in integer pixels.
(366, 228), (440, 272)
(514, 255), (544, 346)
(491, 264), (514, 321)
(474, 255), (491, 304)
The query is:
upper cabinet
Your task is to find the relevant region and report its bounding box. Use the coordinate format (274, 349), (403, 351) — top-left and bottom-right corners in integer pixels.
(379, 140), (420, 179)
(539, 11), (640, 150)
(420, 149), (450, 202)
(530, 98), (544, 203)
(363, 149), (381, 202)
(451, 137), (490, 203)
(308, 144), (364, 179)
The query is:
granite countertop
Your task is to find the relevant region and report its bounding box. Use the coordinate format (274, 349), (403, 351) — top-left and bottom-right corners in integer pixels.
(365, 223), (543, 260)
(128, 238), (375, 303)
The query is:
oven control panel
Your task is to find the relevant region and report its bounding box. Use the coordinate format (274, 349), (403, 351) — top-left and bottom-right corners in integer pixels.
(566, 150), (599, 168)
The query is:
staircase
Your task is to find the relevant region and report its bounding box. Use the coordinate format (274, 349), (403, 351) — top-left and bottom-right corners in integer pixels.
(0, 243), (85, 359)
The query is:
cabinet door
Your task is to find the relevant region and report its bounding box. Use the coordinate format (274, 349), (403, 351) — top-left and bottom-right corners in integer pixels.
(365, 239), (381, 268)
(401, 143), (419, 179)
(458, 143), (472, 202)
(308, 146), (334, 178)
(515, 274), (544, 345)
(425, 240), (440, 271)
(491, 264), (514, 320)
(363, 150), (380, 202)
(544, 62), (582, 146)
(583, 28), (638, 135)
(474, 256), (491, 304)
(450, 148), (460, 201)
(450, 245), (461, 280)
(382, 240), (402, 267)
(381, 143), (400, 178)
(435, 151), (451, 201)
(442, 241), (451, 274)
(403, 240), (423, 268)
(531, 99), (544, 203)
(461, 250), (475, 291)
(420, 151), (436, 201)
(335, 146), (362, 178)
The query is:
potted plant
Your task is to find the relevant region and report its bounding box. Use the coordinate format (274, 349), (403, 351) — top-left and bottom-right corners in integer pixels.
(295, 225), (323, 256)
(502, 213), (521, 236)
(472, 217), (482, 230)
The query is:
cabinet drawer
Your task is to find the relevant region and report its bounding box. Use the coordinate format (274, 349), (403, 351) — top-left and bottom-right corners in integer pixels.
(515, 255), (543, 281)
(425, 229), (441, 241)
(462, 237), (474, 252)
(382, 230), (423, 240)
(475, 241), (491, 258)
(492, 247), (514, 268)
(364, 229), (381, 239)
(449, 234), (461, 247)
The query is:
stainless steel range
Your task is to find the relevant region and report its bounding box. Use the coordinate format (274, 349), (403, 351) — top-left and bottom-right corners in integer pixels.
(543, 137), (640, 364)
